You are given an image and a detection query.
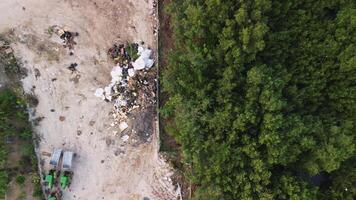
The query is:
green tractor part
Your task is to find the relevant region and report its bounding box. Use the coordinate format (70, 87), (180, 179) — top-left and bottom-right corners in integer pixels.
(59, 151), (74, 189)
(45, 174), (53, 189)
(48, 191), (61, 200)
(60, 174), (69, 189)
(48, 197), (56, 200)
(60, 171), (72, 189)
(45, 170), (57, 189)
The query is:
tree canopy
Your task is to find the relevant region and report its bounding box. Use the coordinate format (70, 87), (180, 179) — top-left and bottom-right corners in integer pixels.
(162, 0), (356, 199)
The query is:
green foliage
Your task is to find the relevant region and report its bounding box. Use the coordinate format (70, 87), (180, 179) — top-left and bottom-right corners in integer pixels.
(321, 157), (356, 200)
(126, 43), (140, 61)
(0, 149), (7, 168)
(0, 89), (43, 198)
(273, 175), (318, 200)
(0, 171), (8, 198)
(162, 0), (356, 199)
(31, 174), (43, 198)
(19, 129), (32, 140)
(16, 175), (26, 186)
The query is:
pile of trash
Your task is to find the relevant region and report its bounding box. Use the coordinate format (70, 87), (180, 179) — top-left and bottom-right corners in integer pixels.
(95, 42), (155, 114)
(50, 25), (79, 49)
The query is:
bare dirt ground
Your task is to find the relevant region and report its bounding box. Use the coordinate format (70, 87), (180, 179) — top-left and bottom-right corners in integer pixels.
(0, 0), (177, 199)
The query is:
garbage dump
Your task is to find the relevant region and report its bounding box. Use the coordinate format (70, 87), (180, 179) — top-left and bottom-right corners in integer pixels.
(94, 42), (156, 115)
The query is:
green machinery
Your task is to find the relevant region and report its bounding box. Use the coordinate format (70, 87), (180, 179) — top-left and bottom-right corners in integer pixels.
(59, 151), (74, 189)
(45, 169), (57, 189)
(44, 148), (75, 200)
(60, 171), (72, 189)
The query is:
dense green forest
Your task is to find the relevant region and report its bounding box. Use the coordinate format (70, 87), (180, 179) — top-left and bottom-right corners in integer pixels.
(161, 0), (355, 199)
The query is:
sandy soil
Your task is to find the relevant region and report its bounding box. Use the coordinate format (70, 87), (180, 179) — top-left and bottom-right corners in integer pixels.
(0, 0), (177, 199)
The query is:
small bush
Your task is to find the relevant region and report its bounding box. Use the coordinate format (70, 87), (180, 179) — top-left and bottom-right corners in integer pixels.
(16, 175), (25, 185)
(19, 129), (32, 140)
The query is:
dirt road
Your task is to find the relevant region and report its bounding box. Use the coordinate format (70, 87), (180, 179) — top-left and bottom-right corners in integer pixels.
(0, 0), (177, 199)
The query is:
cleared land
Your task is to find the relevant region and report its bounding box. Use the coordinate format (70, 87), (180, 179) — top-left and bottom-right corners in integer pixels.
(0, 0), (177, 199)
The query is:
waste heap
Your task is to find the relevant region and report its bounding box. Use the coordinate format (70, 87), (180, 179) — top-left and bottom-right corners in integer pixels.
(94, 42), (155, 115)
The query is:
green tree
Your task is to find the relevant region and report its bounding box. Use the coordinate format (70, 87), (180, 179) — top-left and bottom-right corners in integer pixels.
(162, 0), (356, 199)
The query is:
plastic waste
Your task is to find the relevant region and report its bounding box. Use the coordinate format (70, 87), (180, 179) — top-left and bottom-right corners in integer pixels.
(94, 88), (105, 99)
(128, 68), (135, 77)
(119, 122), (128, 131)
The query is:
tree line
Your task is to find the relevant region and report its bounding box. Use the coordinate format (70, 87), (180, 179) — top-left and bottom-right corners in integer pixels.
(161, 0), (355, 199)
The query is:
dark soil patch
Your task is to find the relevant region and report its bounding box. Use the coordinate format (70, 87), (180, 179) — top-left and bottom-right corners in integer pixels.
(131, 106), (155, 143)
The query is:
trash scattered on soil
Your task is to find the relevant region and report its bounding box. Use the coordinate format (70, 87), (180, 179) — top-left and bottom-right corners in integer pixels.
(132, 46), (154, 70)
(89, 120), (95, 126)
(95, 42), (156, 115)
(68, 63), (78, 72)
(121, 135), (129, 142)
(50, 25), (79, 49)
(119, 121), (128, 132)
(59, 116), (66, 121)
(34, 68), (41, 79)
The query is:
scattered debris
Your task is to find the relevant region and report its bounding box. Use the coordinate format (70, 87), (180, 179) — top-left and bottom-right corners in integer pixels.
(59, 116), (66, 121)
(33, 116), (45, 126)
(128, 68), (135, 77)
(34, 68), (41, 79)
(50, 25), (79, 49)
(132, 46), (154, 70)
(119, 122), (128, 132)
(70, 74), (81, 84)
(105, 138), (112, 146)
(114, 149), (124, 156)
(0, 41), (4, 47)
(68, 63), (78, 72)
(121, 135), (129, 142)
(95, 88), (105, 99)
(41, 151), (52, 157)
(4, 48), (13, 54)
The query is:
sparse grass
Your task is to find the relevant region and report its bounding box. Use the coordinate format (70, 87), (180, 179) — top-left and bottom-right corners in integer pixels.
(0, 37), (27, 83)
(47, 26), (54, 37)
(0, 38), (44, 199)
